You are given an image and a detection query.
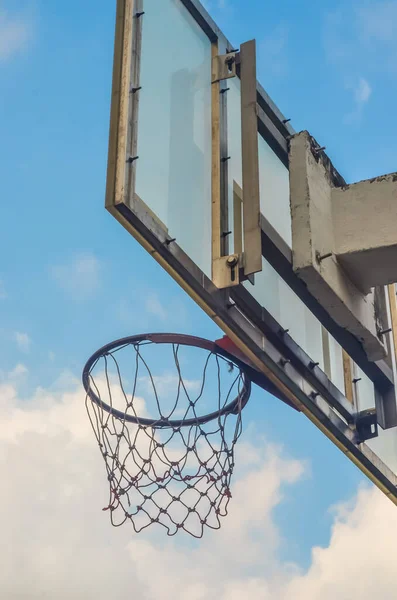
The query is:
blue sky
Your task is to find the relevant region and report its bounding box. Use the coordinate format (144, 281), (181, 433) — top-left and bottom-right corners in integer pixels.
(1, 0), (397, 597)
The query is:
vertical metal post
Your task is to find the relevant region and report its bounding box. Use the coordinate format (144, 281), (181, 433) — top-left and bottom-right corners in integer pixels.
(212, 44), (240, 288)
(240, 39), (261, 277)
(220, 79), (230, 257)
(211, 41), (222, 272)
(126, 0), (144, 211)
(321, 327), (332, 381)
(233, 181), (243, 256)
(343, 349), (354, 405)
(388, 285), (397, 368)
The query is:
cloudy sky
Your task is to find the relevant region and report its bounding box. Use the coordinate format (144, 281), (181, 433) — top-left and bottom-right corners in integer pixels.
(1, 0), (397, 598)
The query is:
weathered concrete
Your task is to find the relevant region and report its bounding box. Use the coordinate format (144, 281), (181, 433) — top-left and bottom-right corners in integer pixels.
(333, 173), (397, 291)
(289, 131), (386, 361)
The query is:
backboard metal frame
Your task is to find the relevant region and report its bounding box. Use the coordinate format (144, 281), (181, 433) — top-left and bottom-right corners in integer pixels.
(105, 0), (397, 503)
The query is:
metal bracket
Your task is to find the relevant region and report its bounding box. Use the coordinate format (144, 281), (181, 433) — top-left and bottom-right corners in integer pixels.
(213, 254), (241, 289)
(212, 51), (238, 83)
(240, 39), (261, 277)
(355, 408), (378, 443)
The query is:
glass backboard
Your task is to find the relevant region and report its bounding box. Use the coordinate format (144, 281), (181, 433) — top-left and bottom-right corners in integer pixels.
(105, 0), (397, 504)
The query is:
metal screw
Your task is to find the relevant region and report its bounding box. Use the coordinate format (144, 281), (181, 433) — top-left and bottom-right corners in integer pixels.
(313, 146), (326, 154)
(309, 361), (320, 369)
(378, 328), (392, 337)
(353, 378), (362, 384)
(164, 238), (176, 246)
(220, 88), (230, 94)
(135, 11), (145, 17)
(130, 86), (142, 93)
(221, 156), (231, 162)
(226, 256), (238, 268)
(279, 358), (291, 368)
(316, 251), (333, 263)
(282, 118), (291, 124)
(126, 155), (139, 164)
(222, 231), (232, 238)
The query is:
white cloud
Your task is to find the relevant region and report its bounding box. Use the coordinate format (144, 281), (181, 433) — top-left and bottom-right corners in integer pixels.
(0, 372), (303, 597)
(0, 364), (28, 383)
(281, 486), (397, 599)
(0, 7), (32, 62)
(51, 252), (102, 300)
(354, 77), (372, 104)
(14, 331), (31, 352)
(9, 363), (28, 379)
(2, 371), (397, 598)
(345, 77), (372, 123)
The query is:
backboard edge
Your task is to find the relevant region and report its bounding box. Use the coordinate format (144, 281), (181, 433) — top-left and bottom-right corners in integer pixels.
(105, 0), (134, 211)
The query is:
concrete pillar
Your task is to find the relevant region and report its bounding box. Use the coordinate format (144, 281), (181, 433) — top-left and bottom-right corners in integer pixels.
(289, 131), (387, 361)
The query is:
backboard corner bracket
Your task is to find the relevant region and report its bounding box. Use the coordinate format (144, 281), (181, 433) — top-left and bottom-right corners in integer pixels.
(211, 51), (239, 83)
(212, 254), (241, 289)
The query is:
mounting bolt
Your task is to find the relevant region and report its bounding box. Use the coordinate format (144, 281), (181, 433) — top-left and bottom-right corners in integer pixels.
(353, 378), (362, 384)
(316, 251), (333, 263)
(378, 328), (392, 337)
(279, 358), (291, 368)
(222, 231), (232, 238)
(282, 118), (291, 124)
(279, 328), (290, 336)
(135, 11), (145, 17)
(130, 86), (142, 93)
(309, 361), (320, 369)
(220, 88), (230, 94)
(164, 238), (176, 246)
(313, 146), (326, 154)
(126, 155), (139, 164)
(226, 256), (238, 268)
(310, 391), (320, 400)
(221, 156), (231, 163)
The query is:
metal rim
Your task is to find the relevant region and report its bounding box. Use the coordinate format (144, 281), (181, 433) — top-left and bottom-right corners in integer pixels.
(82, 333), (252, 427)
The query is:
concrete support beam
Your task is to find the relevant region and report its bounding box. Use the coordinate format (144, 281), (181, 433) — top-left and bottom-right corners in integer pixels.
(333, 173), (397, 292)
(289, 131), (386, 361)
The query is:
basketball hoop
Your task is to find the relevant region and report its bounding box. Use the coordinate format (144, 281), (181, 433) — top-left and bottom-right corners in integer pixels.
(83, 333), (251, 538)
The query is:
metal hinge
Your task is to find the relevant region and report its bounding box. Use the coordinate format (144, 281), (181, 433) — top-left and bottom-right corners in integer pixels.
(212, 51), (239, 83)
